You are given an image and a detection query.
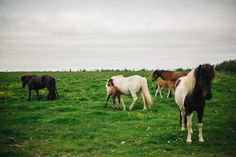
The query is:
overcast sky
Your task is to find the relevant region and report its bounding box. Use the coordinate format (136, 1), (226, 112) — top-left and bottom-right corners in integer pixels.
(0, 0), (236, 71)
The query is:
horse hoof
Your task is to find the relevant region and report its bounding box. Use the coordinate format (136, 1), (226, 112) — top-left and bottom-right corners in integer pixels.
(186, 139), (192, 144)
(181, 128), (185, 131)
(199, 138), (204, 143)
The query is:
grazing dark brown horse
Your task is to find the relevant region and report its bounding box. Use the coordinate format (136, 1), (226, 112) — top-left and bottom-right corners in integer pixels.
(152, 70), (188, 81)
(175, 64), (215, 143)
(105, 79), (122, 110)
(21, 75), (59, 101)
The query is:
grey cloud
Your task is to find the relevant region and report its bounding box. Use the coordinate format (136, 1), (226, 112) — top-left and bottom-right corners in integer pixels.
(0, 0), (236, 71)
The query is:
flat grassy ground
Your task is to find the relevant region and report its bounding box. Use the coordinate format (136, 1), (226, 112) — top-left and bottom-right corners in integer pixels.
(0, 71), (236, 157)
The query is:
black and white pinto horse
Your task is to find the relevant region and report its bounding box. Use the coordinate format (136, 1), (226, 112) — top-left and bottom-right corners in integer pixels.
(21, 75), (59, 101)
(175, 64), (215, 143)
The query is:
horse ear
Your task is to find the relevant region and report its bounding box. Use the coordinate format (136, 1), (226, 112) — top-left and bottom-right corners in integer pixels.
(111, 79), (114, 86)
(195, 65), (202, 79)
(197, 65), (201, 73)
(108, 79), (114, 86)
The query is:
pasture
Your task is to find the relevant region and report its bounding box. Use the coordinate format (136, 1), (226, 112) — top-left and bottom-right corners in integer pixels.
(0, 71), (236, 157)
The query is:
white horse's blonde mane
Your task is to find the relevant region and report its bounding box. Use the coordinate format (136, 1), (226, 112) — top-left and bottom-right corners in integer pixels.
(184, 68), (196, 94)
(111, 75), (124, 79)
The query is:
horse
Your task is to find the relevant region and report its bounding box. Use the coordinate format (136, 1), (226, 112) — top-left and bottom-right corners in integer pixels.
(21, 75), (59, 101)
(107, 75), (152, 110)
(175, 64), (215, 143)
(105, 79), (122, 110)
(154, 80), (175, 98)
(152, 70), (188, 81)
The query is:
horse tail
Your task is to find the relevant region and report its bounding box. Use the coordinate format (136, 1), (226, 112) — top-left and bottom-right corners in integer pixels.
(53, 79), (60, 100)
(55, 89), (60, 99)
(48, 77), (58, 100)
(141, 77), (153, 108)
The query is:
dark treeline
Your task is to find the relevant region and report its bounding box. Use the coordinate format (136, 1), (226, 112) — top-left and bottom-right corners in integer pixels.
(215, 59), (236, 72)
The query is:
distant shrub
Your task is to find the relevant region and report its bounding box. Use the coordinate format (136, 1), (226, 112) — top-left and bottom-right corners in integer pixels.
(175, 68), (191, 71)
(215, 59), (236, 72)
(176, 68), (184, 71)
(139, 68), (146, 71)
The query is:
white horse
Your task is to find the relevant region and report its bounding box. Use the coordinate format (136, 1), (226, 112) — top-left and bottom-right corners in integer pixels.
(106, 75), (152, 110)
(175, 64), (215, 143)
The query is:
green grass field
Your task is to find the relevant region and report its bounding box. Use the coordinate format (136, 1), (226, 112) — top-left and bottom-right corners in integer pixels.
(0, 71), (236, 157)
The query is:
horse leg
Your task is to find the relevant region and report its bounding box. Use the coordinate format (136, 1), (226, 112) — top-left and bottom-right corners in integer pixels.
(167, 89), (171, 98)
(28, 89), (32, 101)
(190, 114), (193, 133)
(112, 95), (116, 110)
(105, 94), (111, 108)
(197, 110), (204, 142)
(159, 87), (163, 98)
(171, 89), (175, 98)
(36, 90), (40, 101)
(154, 85), (159, 97)
(56, 90), (60, 99)
(117, 95), (121, 109)
(120, 97), (126, 111)
(186, 114), (193, 144)
(129, 91), (138, 110)
(180, 108), (186, 131)
(49, 89), (56, 100)
(154, 89), (158, 97)
(179, 110), (182, 127)
(141, 93), (147, 110)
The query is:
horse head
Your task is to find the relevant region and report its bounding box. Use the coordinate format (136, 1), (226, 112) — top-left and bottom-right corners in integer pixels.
(21, 75), (36, 88)
(21, 75), (30, 88)
(152, 70), (163, 81)
(107, 79), (114, 87)
(195, 64), (215, 100)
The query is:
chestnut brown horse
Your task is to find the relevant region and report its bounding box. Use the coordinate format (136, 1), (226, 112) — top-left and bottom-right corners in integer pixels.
(155, 80), (175, 98)
(152, 70), (189, 81)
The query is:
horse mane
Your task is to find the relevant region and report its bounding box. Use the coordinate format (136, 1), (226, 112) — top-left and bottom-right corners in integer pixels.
(183, 69), (196, 95)
(184, 64), (215, 95)
(21, 75), (37, 81)
(111, 75), (124, 79)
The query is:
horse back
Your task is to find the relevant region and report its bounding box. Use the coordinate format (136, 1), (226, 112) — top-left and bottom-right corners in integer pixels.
(41, 75), (56, 89)
(28, 76), (45, 90)
(112, 75), (143, 95)
(163, 71), (188, 81)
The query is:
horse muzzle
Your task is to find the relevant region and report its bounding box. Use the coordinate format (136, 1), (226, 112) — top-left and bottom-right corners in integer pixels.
(205, 93), (212, 100)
